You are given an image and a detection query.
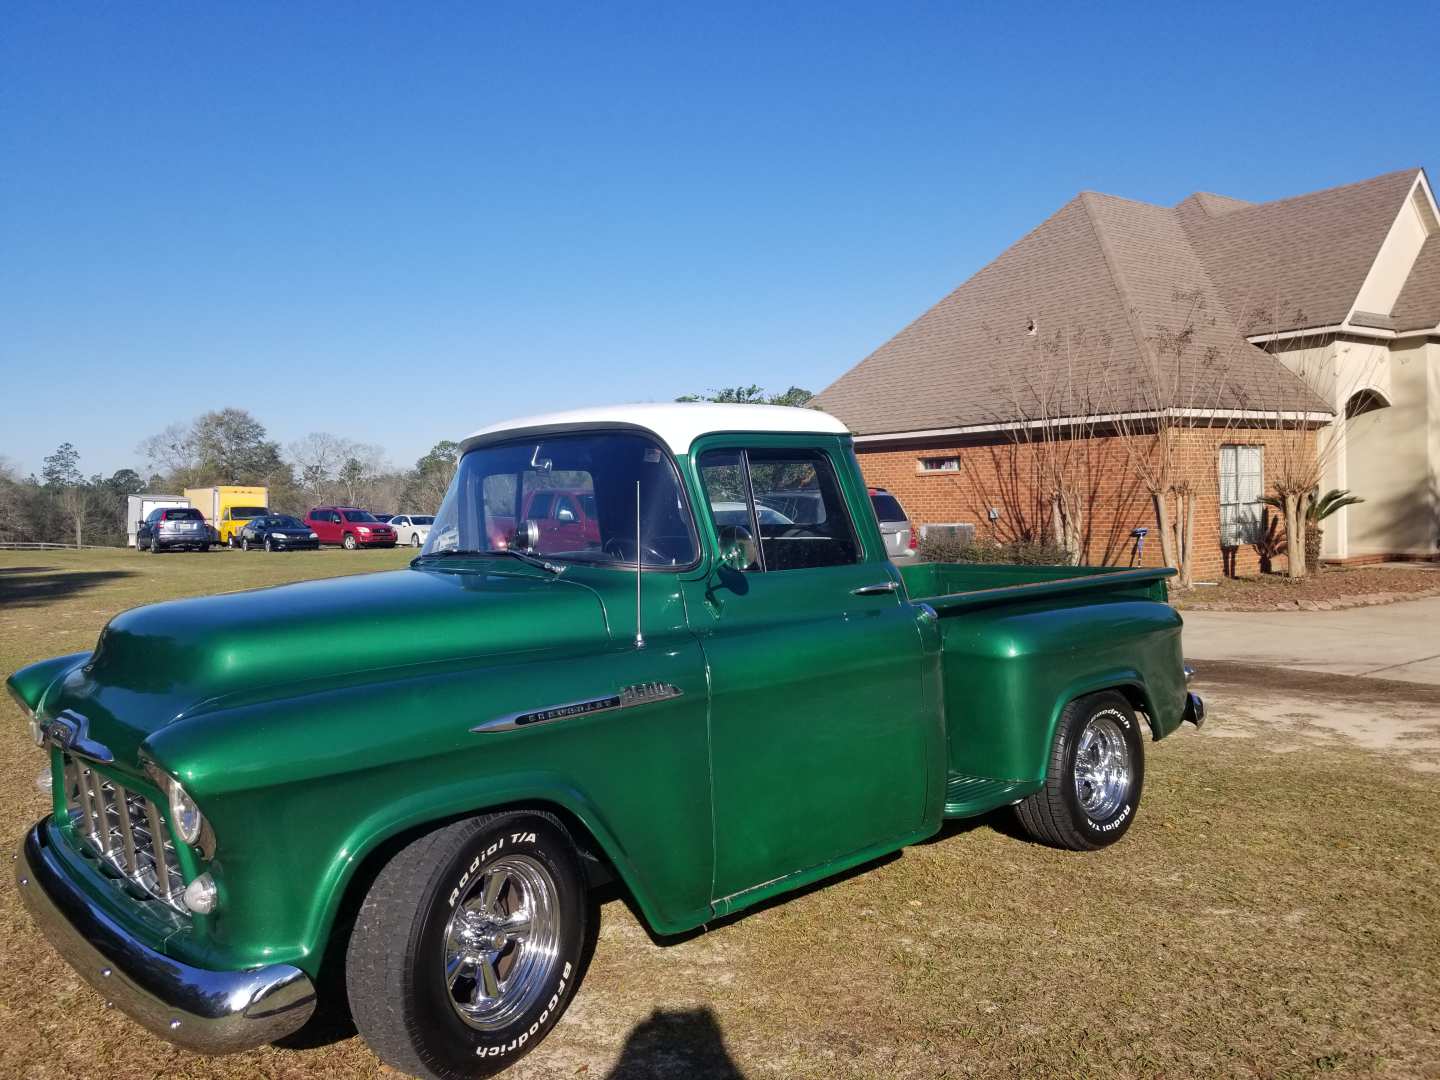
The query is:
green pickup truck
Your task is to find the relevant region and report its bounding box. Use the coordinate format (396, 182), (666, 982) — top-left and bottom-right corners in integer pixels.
(9, 403), (1203, 1079)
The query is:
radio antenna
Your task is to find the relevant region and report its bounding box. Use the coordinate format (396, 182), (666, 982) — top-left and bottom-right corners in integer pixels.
(634, 479), (645, 649)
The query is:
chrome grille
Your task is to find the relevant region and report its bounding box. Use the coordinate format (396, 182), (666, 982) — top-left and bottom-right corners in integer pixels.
(64, 758), (187, 912)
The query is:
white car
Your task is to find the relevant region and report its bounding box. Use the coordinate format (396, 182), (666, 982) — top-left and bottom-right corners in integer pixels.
(387, 514), (435, 548)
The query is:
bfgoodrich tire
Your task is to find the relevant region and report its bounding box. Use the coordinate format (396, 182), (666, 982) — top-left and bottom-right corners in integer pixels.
(1014, 690), (1144, 851)
(346, 813), (589, 1080)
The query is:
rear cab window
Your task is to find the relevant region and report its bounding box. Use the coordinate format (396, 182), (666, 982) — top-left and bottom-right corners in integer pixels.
(870, 492), (908, 523)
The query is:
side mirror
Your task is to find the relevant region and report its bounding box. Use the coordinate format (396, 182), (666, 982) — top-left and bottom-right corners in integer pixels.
(716, 525), (758, 571)
(511, 519), (540, 552)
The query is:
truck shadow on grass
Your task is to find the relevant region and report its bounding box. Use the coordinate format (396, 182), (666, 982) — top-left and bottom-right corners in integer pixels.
(0, 566), (137, 609)
(604, 1006), (745, 1079)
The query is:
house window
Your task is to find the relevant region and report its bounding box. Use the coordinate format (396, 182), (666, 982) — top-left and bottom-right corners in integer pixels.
(1219, 445), (1264, 547)
(918, 456), (960, 473)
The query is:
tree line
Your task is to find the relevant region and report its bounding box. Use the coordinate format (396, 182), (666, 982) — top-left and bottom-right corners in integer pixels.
(1, 389), (815, 548)
(0, 407), (459, 547)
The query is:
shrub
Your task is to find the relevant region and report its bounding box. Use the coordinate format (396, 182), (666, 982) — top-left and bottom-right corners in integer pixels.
(919, 534), (1071, 565)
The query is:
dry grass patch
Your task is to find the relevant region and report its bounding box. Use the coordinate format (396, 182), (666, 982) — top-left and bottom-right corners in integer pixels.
(1, 550), (1438, 1078)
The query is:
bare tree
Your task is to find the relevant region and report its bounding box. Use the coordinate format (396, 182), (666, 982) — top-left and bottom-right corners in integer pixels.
(961, 322), (1143, 566)
(137, 421), (198, 476)
(1110, 290), (1238, 589)
(289, 433), (352, 503)
(336, 444), (387, 506)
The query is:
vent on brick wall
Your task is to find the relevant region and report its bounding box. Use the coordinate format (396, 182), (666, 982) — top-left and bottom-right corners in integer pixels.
(920, 523), (976, 545)
(918, 456), (960, 473)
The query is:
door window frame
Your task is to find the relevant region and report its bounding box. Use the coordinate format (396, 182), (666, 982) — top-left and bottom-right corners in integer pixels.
(693, 440), (869, 573)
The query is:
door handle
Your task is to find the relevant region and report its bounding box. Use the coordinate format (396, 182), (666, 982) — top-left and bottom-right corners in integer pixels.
(851, 581), (900, 595)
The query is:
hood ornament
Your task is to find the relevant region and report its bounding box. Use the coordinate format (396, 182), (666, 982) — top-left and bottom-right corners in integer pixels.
(42, 711), (114, 764)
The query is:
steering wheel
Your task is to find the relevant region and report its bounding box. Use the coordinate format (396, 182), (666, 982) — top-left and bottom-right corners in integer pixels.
(602, 536), (669, 564)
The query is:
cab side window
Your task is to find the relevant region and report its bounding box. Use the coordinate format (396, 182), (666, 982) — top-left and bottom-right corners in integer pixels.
(698, 450), (761, 571)
(698, 448), (860, 572)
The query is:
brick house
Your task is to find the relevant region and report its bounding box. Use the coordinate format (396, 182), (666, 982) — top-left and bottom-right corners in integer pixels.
(814, 168), (1440, 578)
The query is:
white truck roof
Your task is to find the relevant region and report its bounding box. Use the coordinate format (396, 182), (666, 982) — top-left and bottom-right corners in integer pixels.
(461, 403), (851, 457)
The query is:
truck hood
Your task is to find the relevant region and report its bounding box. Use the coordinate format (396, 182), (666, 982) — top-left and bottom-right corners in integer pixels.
(38, 565), (610, 762)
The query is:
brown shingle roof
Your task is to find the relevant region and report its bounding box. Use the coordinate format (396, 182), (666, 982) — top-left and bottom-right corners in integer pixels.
(1176, 168), (1420, 332)
(816, 169), (1440, 438)
(1392, 236), (1440, 331)
(814, 190), (1330, 437)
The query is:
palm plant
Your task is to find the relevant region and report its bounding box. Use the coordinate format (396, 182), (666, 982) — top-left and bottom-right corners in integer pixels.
(1250, 507), (1286, 576)
(1258, 488), (1364, 573)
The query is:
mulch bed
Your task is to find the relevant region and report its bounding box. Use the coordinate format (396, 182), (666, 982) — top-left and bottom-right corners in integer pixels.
(1175, 565), (1440, 611)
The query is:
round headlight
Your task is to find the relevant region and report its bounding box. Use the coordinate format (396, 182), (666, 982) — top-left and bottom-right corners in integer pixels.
(168, 781), (204, 846)
(309, 532), (319, 539)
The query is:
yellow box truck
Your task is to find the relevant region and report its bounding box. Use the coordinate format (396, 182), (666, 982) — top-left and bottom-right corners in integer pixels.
(183, 486), (271, 546)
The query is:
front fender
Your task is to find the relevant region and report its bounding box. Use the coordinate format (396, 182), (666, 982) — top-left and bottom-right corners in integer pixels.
(7, 652), (91, 719)
(146, 636), (713, 976)
(303, 770), (702, 965)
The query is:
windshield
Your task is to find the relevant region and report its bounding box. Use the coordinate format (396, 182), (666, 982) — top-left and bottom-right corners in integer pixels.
(229, 506), (268, 518)
(422, 432), (698, 568)
(411, 515), (435, 525)
(269, 515), (306, 529)
(342, 510), (379, 523)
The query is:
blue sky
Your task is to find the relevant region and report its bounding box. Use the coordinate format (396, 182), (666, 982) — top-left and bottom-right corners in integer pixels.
(3, 2), (1437, 478)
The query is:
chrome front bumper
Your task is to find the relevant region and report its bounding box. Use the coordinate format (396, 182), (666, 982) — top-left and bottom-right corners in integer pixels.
(15, 818), (316, 1054)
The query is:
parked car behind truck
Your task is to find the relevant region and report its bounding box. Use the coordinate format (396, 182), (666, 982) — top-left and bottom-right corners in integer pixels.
(304, 506), (398, 548)
(235, 515), (321, 552)
(386, 514), (435, 547)
(134, 505), (211, 552)
(10, 403), (1203, 1079)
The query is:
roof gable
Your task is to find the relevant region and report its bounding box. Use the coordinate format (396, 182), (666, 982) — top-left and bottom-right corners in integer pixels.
(1177, 168), (1421, 332)
(1392, 235), (1440, 331)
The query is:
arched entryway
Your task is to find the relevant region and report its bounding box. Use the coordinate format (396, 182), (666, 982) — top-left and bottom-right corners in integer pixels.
(1335, 386), (1406, 559)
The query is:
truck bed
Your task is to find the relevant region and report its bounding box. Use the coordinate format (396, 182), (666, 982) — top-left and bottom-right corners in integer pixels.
(897, 561), (1185, 819)
(899, 561), (1172, 613)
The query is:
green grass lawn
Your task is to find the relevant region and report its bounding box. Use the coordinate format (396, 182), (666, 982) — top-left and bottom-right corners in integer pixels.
(2, 549), (1438, 1079)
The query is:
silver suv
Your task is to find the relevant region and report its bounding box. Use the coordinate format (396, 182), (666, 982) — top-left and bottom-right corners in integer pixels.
(869, 488), (915, 560)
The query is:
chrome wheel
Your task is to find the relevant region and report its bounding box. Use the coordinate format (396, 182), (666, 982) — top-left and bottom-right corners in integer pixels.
(1073, 712), (1131, 822)
(442, 855), (561, 1033)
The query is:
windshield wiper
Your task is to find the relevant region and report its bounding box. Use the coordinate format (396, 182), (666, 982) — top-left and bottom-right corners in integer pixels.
(412, 548), (564, 575)
(485, 548), (565, 575)
(412, 548), (489, 561)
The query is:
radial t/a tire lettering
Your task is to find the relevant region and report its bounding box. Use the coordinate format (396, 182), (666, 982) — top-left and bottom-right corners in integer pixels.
(1014, 690), (1145, 851)
(346, 812), (589, 1079)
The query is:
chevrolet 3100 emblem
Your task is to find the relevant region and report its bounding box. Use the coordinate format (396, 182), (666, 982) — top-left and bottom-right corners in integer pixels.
(472, 682), (683, 734)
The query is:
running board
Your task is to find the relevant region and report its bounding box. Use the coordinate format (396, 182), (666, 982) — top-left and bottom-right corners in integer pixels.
(943, 773), (1037, 819)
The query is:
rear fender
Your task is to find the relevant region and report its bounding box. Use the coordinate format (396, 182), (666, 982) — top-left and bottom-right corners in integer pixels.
(1043, 669), (1160, 751)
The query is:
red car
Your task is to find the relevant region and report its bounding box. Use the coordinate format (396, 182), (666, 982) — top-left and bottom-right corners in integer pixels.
(487, 488), (601, 552)
(304, 506), (398, 549)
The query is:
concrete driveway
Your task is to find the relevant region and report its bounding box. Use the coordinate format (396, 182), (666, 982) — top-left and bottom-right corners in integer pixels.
(1181, 594), (1440, 686)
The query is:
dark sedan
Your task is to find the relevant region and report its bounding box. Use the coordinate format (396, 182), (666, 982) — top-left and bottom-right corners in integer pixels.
(236, 515), (321, 552)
